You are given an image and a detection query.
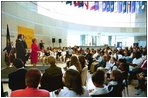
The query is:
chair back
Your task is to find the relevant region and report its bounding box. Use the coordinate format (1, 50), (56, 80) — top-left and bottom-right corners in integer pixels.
(81, 66), (88, 86)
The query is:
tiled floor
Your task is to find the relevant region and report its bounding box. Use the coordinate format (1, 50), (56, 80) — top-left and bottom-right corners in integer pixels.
(2, 62), (147, 97)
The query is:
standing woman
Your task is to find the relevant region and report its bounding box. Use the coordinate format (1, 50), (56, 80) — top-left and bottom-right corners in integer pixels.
(30, 38), (40, 67)
(15, 34), (26, 65)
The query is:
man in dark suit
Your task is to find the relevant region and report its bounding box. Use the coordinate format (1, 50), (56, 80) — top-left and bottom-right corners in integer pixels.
(8, 58), (27, 91)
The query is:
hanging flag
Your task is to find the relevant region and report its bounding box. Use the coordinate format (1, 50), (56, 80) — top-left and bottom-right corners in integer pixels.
(139, 1), (146, 13)
(66, 1), (72, 5)
(110, 1), (114, 12)
(106, 1), (110, 12)
(135, 1), (140, 13)
(102, 1), (107, 12)
(131, 1), (135, 13)
(127, 1), (131, 13)
(6, 24), (11, 47)
(99, 1), (102, 12)
(122, 1), (126, 13)
(84, 1), (89, 9)
(90, 1), (95, 10)
(78, 1), (84, 8)
(74, 1), (80, 7)
(94, 1), (99, 11)
(114, 1), (118, 13)
(118, 1), (122, 13)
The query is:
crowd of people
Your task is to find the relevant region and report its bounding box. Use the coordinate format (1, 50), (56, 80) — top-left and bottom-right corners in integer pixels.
(2, 34), (147, 97)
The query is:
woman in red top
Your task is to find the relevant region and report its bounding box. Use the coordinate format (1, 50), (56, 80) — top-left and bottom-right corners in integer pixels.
(31, 38), (40, 67)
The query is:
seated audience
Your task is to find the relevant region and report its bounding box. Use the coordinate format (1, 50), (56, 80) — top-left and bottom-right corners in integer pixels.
(68, 56), (82, 72)
(85, 48), (93, 70)
(89, 70), (109, 96)
(78, 55), (88, 86)
(94, 54), (111, 72)
(10, 68), (50, 97)
(58, 69), (89, 97)
(105, 57), (118, 73)
(107, 70), (124, 97)
(129, 51), (144, 83)
(8, 58), (27, 91)
(42, 47), (50, 65)
(40, 56), (63, 91)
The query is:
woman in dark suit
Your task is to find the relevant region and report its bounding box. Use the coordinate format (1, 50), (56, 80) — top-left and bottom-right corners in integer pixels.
(15, 34), (27, 64)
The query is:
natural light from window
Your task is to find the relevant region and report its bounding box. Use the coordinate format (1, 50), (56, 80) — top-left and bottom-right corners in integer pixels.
(37, 2), (136, 27)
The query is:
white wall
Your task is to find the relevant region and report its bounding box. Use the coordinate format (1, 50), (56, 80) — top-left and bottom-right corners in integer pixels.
(2, 2), (68, 50)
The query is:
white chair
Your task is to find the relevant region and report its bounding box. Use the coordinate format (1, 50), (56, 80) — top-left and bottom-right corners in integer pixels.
(81, 66), (88, 86)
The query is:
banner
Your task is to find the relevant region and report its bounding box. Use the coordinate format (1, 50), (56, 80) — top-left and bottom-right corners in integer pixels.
(18, 26), (34, 49)
(102, 1), (107, 12)
(110, 1), (114, 12)
(66, 1), (72, 5)
(122, 1), (126, 13)
(118, 1), (122, 13)
(139, 1), (145, 13)
(131, 1), (136, 13)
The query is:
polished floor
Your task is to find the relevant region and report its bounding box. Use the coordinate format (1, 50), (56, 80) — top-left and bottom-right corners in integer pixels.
(2, 62), (147, 97)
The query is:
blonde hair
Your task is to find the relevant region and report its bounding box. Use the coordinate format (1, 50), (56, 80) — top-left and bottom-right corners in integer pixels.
(47, 56), (56, 65)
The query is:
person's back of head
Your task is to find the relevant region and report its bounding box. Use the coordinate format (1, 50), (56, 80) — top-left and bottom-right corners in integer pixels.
(78, 55), (86, 69)
(110, 70), (123, 84)
(47, 56), (56, 66)
(25, 68), (41, 88)
(92, 69), (105, 87)
(70, 56), (82, 72)
(63, 69), (83, 95)
(13, 58), (24, 69)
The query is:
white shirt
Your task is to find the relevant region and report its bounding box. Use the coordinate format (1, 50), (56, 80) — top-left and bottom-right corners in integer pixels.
(93, 53), (99, 59)
(58, 86), (89, 97)
(97, 56), (103, 62)
(132, 57), (143, 68)
(89, 86), (109, 96)
(68, 65), (78, 71)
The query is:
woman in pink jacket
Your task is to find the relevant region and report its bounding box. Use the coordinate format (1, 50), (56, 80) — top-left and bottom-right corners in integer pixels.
(30, 38), (40, 67)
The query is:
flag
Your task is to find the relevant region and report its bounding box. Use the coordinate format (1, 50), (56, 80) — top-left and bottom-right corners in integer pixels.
(84, 1), (89, 9)
(127, 1), (131, 13)
(74, 1), (80, 7)
(94, 1), (99, 11)
(114, 1), (118, 13)
(6, 24), (11, 47)
(114, 1), (118, 12)
(139, 1), (146, 13)
(90, 1), (99, 11)
(135, 1), (140, 13)
(66, 1), (72, 5)
(118, 1), (122, 13)
(110, 1), (114, 12)
(78, 1), (84, 7)
(122, 1), (126, 13)
(106, 1), (110, 12)
(90, 1), (95, 10)
(102, 1), (107, 12)
(131, 1), (135, 13)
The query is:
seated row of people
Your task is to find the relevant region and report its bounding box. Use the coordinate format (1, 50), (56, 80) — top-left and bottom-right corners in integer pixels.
(8, 57), (126, 97)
